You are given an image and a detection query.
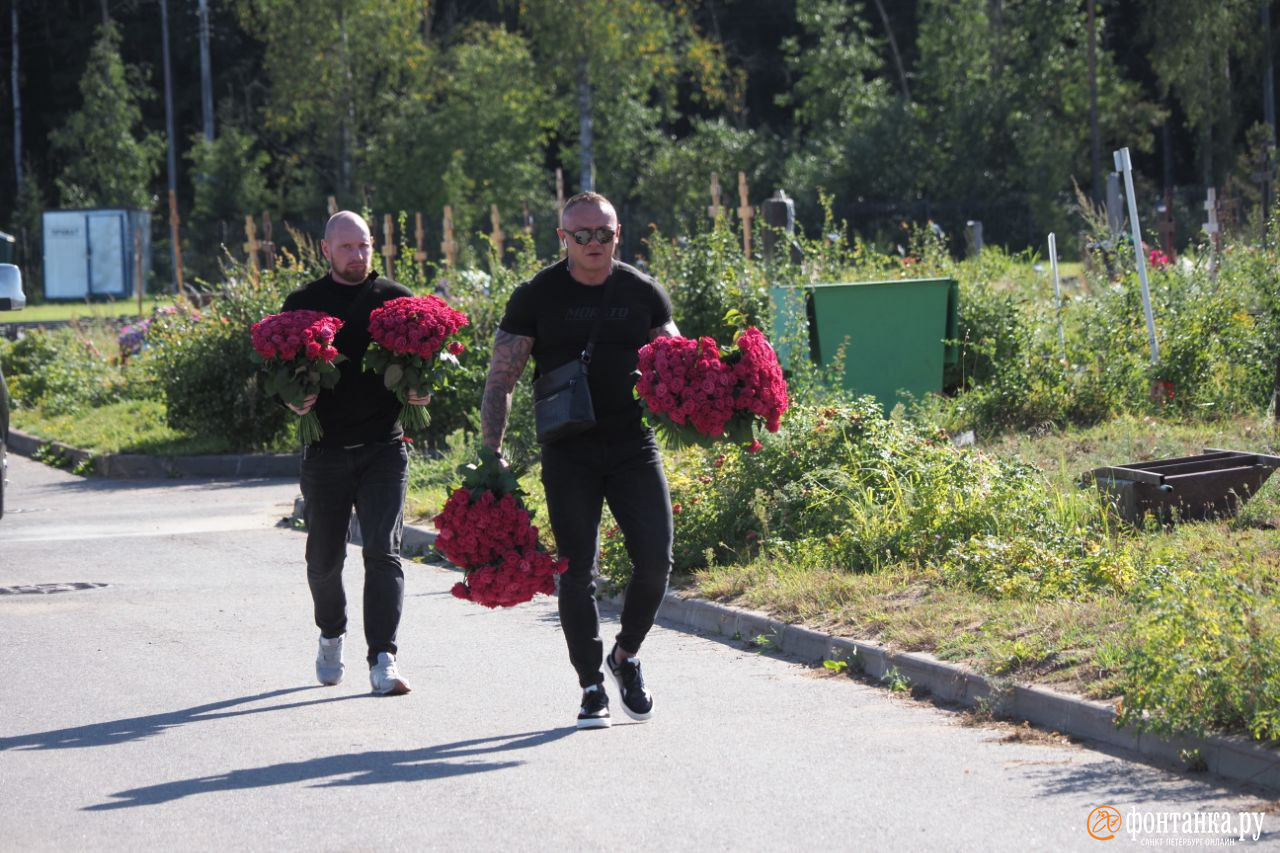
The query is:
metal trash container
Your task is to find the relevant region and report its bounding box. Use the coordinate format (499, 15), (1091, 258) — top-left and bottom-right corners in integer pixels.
(770, 277), (959, 411)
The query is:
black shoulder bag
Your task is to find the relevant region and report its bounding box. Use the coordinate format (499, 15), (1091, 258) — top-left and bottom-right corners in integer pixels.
(532, 279), (612, 444)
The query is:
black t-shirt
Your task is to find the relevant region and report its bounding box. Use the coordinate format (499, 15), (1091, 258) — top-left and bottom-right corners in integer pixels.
(282, 272), (412, 447)
(499, 259), (673, 441)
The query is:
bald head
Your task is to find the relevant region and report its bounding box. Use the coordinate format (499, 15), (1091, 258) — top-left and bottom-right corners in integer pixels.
(325, 210), (370, 243)
(322, 211), (374, 285)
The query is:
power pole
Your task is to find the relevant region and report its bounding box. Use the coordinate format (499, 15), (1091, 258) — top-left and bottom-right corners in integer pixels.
(1088, 0), (1101, 202)
(11, 0), (20, 195)
(198, 0), (213, 142)
(577, 56), (594, 192)
(159, 0), (184, 295)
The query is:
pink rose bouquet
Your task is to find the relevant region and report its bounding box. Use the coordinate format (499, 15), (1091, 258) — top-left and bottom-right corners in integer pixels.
(635, 326), (789, 450)
(250, 310), (344, 444)
(433, 449), (566, 608)
(365, 295), (469, 431)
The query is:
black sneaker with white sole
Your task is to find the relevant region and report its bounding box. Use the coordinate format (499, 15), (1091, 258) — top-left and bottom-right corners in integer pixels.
(605, 645), (654, 721)
(577, 683), (611, 729)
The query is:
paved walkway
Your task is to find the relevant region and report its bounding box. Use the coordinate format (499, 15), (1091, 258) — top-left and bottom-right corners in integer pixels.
(1, 453), (1276, 850)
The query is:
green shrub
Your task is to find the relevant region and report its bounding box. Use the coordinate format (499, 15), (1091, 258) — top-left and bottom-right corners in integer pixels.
(141, 268), (300, 449)
(1, 326), (130, 416)
(1116, 563), (1280, 741)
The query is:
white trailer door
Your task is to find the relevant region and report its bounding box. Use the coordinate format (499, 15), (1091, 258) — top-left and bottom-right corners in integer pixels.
(87, 212), (125, 297)
(42, 212), (89, 300)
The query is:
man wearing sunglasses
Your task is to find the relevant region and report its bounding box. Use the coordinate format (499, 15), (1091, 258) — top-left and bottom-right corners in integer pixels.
(481, 191), (680, 730)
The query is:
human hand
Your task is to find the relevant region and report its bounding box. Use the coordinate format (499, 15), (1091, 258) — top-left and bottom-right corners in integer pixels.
(287, 394), (318, 416)
(407, 390), (432, 406)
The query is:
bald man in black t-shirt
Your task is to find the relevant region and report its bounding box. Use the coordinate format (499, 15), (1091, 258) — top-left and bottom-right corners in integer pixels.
(481, 192), (679, 730)
(281, 211), (429, 698)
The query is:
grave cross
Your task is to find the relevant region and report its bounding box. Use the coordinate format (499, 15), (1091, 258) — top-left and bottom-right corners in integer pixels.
(490, 204), (505, 258)
(708, 172), (724, 220)
(243, 214), (260, 278)
(381, 214), (397, 280)
(737, 172), (753, 258)
(261, 211), (276, 270)
(414, 212), (427, 278)
(441, 205), (457, 270)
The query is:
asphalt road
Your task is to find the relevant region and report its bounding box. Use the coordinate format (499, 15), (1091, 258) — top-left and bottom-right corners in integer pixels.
(1, 452), (1277, 851)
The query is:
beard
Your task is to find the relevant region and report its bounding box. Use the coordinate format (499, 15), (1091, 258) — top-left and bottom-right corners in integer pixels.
(334, 261), (368, 283)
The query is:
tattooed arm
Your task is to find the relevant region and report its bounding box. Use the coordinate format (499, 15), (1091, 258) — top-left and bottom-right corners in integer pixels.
(648, 319), (680, 341)
(481, 329), (535, 452)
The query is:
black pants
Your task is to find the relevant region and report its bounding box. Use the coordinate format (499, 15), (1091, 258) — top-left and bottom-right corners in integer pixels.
(300, 439), (409, 665)
(541, 431), (674, 688)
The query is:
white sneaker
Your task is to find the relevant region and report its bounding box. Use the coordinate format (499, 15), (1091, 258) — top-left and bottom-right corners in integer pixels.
(369, 652), (411, 695)
(316, 634), (345, 686)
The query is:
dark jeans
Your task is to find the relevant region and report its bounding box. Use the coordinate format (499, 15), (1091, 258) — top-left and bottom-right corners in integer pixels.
(300, 439), (409, 665)
(540, 431), (674, 688)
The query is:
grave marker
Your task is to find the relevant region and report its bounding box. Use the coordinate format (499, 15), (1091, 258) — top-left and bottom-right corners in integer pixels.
(381, 213), (396, 279)
(737, 172), (753, 258)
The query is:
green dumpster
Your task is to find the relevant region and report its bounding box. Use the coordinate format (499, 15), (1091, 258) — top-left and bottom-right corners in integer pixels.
(770, 277), (959, 411)
(0, 231), (14, 264)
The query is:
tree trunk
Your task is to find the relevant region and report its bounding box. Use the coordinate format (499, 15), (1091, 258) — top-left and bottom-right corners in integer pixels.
(11, 0), (20, 194)
(338, 10), (353, 197)
(870, 0), (910, 101)
(197, 0), (213, 141)
(577, 55), (594, 193)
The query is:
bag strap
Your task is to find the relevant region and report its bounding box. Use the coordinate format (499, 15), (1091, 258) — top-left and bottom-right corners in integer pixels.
(580, 266), (616, 368)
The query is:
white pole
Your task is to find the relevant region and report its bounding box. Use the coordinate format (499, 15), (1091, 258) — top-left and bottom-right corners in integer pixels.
(1114, 147), (1160, 362)
(1048, 232), (1066, 362)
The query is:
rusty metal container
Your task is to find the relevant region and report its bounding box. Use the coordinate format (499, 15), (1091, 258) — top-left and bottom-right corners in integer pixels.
(1085, 448), (1280, 523)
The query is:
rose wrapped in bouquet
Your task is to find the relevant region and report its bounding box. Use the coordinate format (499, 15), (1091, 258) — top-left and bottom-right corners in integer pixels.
(635, 326), (789, 450)
(433, 448), (566, 608)
(250, 310), (345, 444)
(365, 295), (469, 431)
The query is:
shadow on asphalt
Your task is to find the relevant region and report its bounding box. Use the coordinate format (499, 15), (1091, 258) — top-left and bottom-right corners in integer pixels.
(22, 475), (297, 495)
(83, 728), (576, 810)
(0, 687), (356, 752)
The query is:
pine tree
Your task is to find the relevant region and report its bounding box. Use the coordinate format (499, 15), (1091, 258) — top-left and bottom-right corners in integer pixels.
(50, 21), (162, 210)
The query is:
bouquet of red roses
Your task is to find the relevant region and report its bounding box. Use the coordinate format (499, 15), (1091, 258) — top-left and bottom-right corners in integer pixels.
(434, 448), (566, 608)
(365, 295), (469, 431)
(251, 310), (345, 444)
(635, 326), (789, 449)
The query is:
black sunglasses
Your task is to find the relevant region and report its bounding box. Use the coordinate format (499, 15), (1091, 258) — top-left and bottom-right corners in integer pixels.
(566, 226), (616, 245)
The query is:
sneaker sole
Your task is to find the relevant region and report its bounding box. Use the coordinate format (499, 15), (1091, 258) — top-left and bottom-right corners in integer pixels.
(576, 715), (612, 730)
(370, 679), (411, 696)
(605, 665), (654, 722)
(317, 673), (343, 686)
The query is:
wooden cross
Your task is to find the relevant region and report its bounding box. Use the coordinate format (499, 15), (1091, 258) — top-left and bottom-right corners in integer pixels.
(261, 210), (276, 270)
(490, 204), (505, 258)
(708, 172), (724, 220)
(381, 214), (397, 280)
(440, 205), (457, 270)
(555, 168), (565, 212)
(327, 196), (338, 217)
(737, 171), (753, 258)
(243, 214), (260, 278)
(414, 212), (427, 278)
(1156, 190), (1176, 261)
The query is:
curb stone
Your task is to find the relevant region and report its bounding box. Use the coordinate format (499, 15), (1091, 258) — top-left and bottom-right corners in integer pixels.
(288, 501), (1280, 795)
(7, 428), (300, 479)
